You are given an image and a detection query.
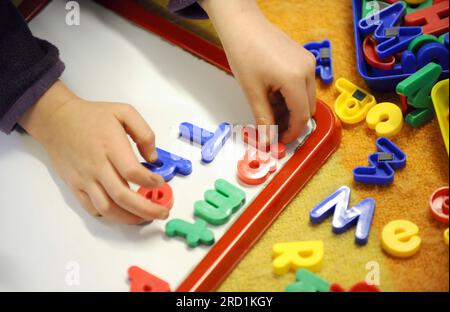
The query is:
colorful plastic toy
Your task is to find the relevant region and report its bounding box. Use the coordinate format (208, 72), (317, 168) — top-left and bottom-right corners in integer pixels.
(445, 228), (449, 246)
(358, 2), (423, 59)
(431, 79), (449, 154)
(383, 0), (434, 14)
(330, 282), (380, 292)
(405, 35), (450, 72)
(194, 179), (246, 226)
(401, 50), (418, 74)
(304, 40), (334, 84)
(179, 122), (232, 163)
(285, 269), (330, 292)
(137, 183), (174, 209)
(241, 127), (286, 159)
(237, 148), (277, 186)
(334, 78), (377, 124)
(366, 102), (404, 137)
(430, 186), (449, 224)
(353, 137), (407, 185)
(127, 266), (171, 292)
(409, 34), (443, 54)
(397, 62), (442, 127)
(381, 220), (422, 258)
(352, 0), (449, 92)
(165, 219), (215, 248)
(272, 241), (324, 275)
(309, 186), (375, 245)
(405, 1), (449, 36)
(399, 95), (409, 113)
(440, 32), (450, 48)
(363, 36), (396, 71)
(142, 148), (192, 182)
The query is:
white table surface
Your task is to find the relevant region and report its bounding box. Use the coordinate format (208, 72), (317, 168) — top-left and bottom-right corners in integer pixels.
(0, 0), (314, 291)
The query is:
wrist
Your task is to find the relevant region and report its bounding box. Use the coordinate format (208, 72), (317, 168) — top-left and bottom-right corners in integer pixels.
(200, 0), (263, 36)
(200, 0), (259, 15)
(19, 80), (78, 143)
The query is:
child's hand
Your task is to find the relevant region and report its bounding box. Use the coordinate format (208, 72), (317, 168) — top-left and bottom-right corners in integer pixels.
(19, 81), (167, 224)
(201, 0), (316, 143)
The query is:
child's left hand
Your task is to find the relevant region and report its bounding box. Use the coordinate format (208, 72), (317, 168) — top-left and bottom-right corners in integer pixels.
(201, 0), (317, 144)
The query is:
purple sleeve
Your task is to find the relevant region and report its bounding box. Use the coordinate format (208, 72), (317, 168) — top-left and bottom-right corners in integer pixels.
(168, 0), (208, 19)
(0, 1), (65, 134)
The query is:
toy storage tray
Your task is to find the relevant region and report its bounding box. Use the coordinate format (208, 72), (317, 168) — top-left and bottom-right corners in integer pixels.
(352, 0), (449, 92)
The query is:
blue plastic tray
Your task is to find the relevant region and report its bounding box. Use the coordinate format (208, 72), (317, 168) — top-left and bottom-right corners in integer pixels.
(352, 0), (449, 92)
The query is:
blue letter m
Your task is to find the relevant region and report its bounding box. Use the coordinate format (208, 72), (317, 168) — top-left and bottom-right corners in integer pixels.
(309, 186), (375, 245)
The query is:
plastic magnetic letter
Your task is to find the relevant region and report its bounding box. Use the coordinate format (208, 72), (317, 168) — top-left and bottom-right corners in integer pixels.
(399, 94), (409, 113)
(397, 63), (442, 127)
(363, 36), (396, 71)
(382, 220), (421, 258)
(304, 40), (334, 84)
(165, 219), (215, 248)
(359, 2), (406, 38)
(405, 1), (450, 36)
(285, 269), (331, 292)
(358, 2), (422, 59)
(441, 32), (449, 48)
(138, 183), (174, 209)
(330, 282), (380, 292)
(272, 241), (324, 275)
(405, 35), (450, 71)
(334, 78), (377, 124)
(366, 102), (404, 137)
(241, 126), (286, 159)
(429, 186), (449, 224)
(445, 228), (449, 246)
(353, 137), (407, 185)
(127, 266), (171, 292)
(431, 79), (449, 154)
(408, 34), (442, 54)
(309, 186), (375, 245)
(416, 42), (449, 70)
(237, 148), (277, 185)
(179, 122), (231, 163)
(142, 148), (192, 182)
(194, 179), (246, 226)
(405, 106), (436, 128)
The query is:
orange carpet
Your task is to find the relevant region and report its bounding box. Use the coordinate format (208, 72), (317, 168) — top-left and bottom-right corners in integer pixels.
(150, 0), (449, 291)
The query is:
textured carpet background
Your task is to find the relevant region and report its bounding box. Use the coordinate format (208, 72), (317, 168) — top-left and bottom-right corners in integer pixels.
(150, 0), (449, 291)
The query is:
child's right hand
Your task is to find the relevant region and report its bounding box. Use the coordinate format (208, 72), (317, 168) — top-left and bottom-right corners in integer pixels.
(19, 81), (168, 224)
(201, 0), (317, 144)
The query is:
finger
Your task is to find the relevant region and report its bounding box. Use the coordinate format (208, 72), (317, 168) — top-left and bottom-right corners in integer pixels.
(114, 104), (158, 163)
(304, 49), (317, 116)
(87, 182), (145, 225)
(107, 127), (164, 189)
(307, 76), (317, 117)
(74, 189), (99, 217)
(280, 79), (311, 144)
(243, 84), (276, 145)
(269, 90), (290, 135)
(99, 164), (170, 221)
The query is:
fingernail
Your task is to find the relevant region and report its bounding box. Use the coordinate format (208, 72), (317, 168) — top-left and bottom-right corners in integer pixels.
(138, 220), (153, 226)
(160, 209), (169, 220)
(154, 176), (165, 187)
(150, 150), (158, 162)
